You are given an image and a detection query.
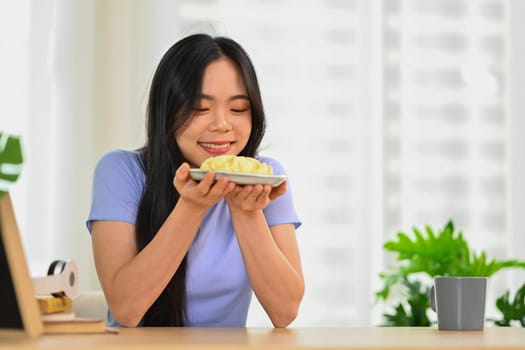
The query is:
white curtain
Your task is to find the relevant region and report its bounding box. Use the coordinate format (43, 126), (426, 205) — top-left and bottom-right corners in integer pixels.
(3, 0), (524, 327)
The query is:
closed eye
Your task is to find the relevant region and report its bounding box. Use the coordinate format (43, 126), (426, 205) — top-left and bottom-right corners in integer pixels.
(193, 108), (209, 115)
(231, 108), (249, 113)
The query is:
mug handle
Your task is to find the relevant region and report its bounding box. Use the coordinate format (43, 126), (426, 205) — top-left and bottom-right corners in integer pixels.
(429, 285), (437, 312)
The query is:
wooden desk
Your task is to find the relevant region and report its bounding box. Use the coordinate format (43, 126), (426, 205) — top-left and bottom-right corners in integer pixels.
(1, 327), (524, 350)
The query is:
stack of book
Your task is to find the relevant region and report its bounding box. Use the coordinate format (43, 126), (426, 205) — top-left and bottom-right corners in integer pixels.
(36, 295), (112, 334)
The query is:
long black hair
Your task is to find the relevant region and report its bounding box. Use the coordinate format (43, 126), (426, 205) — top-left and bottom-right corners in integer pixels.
(135, 34), (266, 326)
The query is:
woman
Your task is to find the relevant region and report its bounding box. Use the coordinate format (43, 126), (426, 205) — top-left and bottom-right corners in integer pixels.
(87, 34), (304, 328)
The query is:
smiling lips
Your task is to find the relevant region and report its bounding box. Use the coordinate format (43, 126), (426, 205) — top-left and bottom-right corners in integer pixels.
(199, 141), (233, 155)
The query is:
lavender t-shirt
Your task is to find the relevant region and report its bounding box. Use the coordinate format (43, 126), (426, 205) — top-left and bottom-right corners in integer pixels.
(86, 150), (301, 327)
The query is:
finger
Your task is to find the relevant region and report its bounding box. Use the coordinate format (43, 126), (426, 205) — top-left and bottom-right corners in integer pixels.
(225, 186), (238, 201)
(238, 185), (254, 201)
(240, 185), (264, 205)
(250, 184), (264, 200)
(254, 185), (271, 203)
(174, 163), (191, 190)
(259, 184), (272, 199)
(175, 162), (190, 181)
(227, 185), (243, 201)
(197, 171), (216, 195)
(202, 171), (216, 184)
(269, 181), (287, 200)
(225, 182), (237, 195)
(208, 176), (231, 197)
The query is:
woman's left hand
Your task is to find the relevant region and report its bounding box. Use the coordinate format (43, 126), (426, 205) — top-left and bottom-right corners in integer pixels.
(225, 181), (287, 212)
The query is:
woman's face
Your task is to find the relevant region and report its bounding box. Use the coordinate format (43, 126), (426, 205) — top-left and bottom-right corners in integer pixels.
(176, 57), (252, 168)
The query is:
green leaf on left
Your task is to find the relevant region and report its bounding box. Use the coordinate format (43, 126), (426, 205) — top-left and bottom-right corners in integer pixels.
(0, 132), (24, 198)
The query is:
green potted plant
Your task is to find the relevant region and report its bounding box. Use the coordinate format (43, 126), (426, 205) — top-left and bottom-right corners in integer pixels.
(0, 131), (24, 198)
(376, 220), (525, 327)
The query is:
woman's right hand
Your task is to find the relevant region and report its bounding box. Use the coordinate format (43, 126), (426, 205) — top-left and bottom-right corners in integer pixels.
(173, 162), (236, 210)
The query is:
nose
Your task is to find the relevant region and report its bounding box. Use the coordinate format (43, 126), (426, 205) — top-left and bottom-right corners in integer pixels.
(209, 109), (232, 131)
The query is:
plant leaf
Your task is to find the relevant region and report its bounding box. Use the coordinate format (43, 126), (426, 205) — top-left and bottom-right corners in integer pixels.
(494, 283), (525, 327)
(0, 132), (24, 197)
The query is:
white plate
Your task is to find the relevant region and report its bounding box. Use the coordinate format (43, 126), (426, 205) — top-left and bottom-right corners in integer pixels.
(189, 169), (287, 187)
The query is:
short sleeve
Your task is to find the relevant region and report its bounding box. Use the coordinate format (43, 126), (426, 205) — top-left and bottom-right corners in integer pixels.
(258, 156), (302, 229)
(86, 150), (145, 233)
